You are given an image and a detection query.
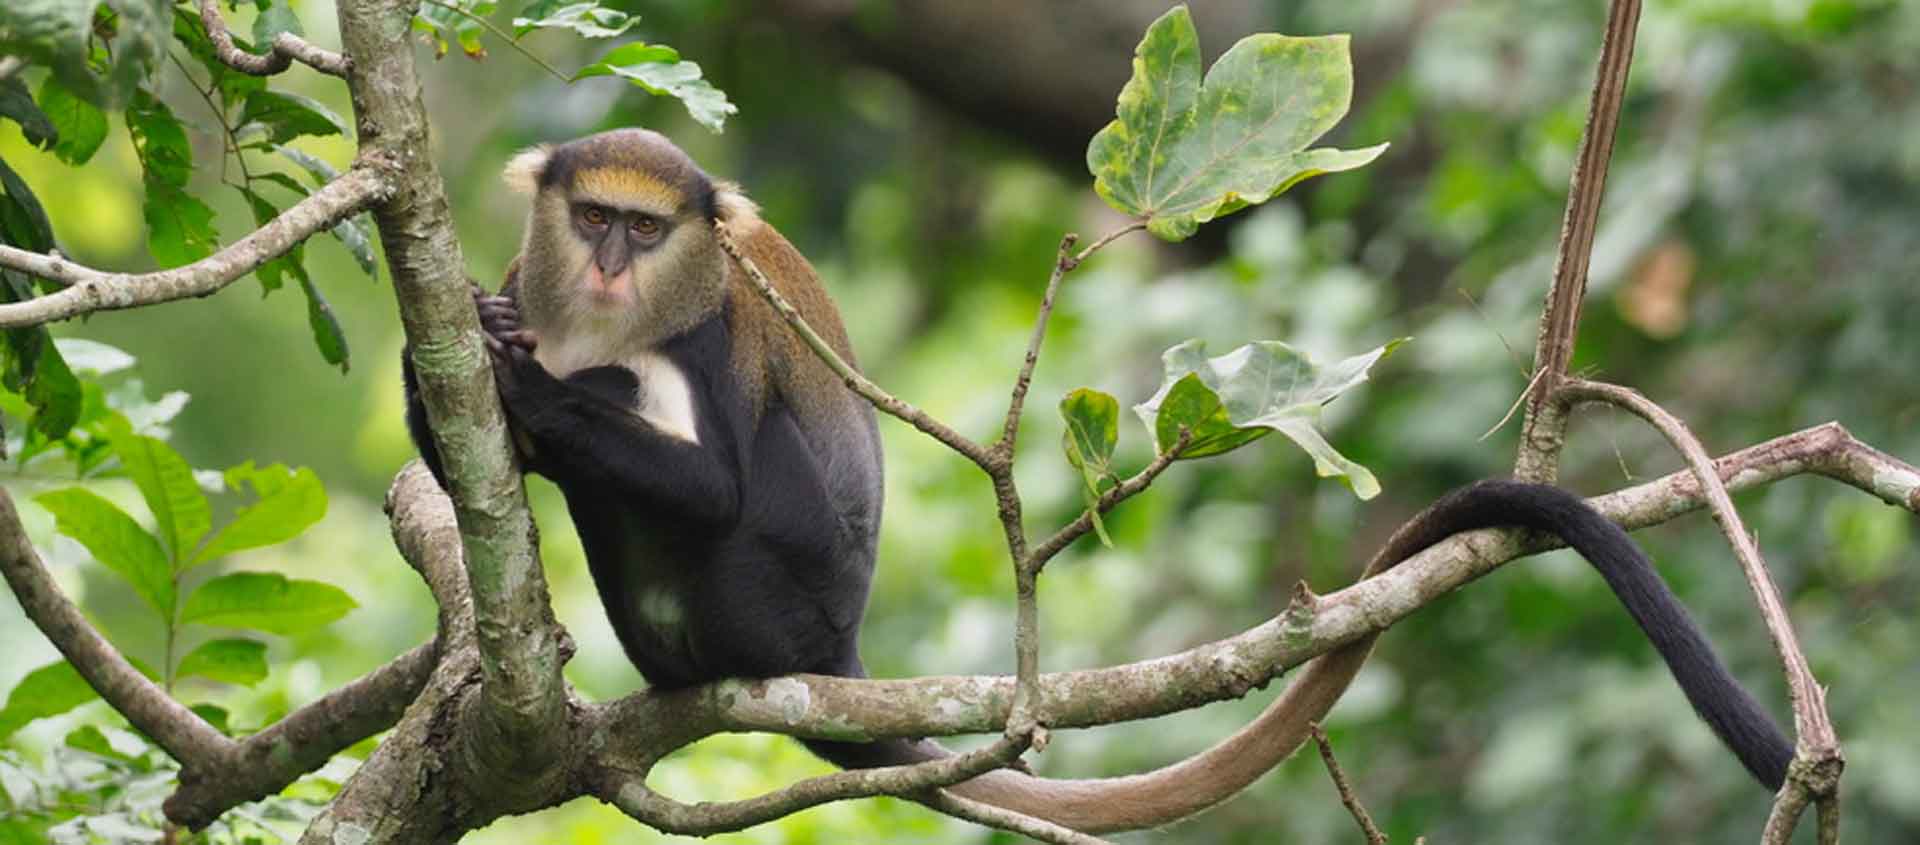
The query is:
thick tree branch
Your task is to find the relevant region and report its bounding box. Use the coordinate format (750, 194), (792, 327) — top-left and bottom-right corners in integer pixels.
(386, 460), (476, 645)
(339, 0), (566, 784)
(1514, 0), (1642, 482)
(0, 165), (389, 328)
(0, 489), (229, 763)
(197, 0), (350, 78)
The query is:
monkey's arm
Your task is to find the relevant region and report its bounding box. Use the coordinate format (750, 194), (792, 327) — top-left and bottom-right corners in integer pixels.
(490, 345), (742, 530)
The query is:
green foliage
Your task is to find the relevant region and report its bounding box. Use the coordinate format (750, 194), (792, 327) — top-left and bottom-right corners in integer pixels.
(0, 157), (80, 442)
(575, 42), (736, 133)
(35, 487), (176, 615)
(192, 463), (327, 566)
(35, 76), (108, 165)
(1087, 5), (1388, 241)
(0, 662), (97, 740)
(0, 78), (56, 150)
(1133, 338), (1406, 499)
(127, 89), (218, 267)
(1059, 388), (1120, 545)
(181, 572), (357, 636)
(237, 91), (346, 147)
(176, 638), (271, 686)
(0, 0), (170, 106)
(109, 423), (211, 562)
(513, 2), (638, 39)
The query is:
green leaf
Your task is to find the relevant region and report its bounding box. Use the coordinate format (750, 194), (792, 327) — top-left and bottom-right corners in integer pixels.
(1060, 388), (1121, 547)
(109, 424), (211, 565)
(0, 661), (96, 740)
(238, 186), (296, 293)
(0, 0), (169, 106)
(299, 273), (351, 371)
(0, 156), (55, 255)
(126, 89), (194, 187)
(238, 90), (346, 146)
(329, 215), (378, 277)
(0, 77), (57, 150)
(1086, 5), (1388, 241)
(180, 572), (356, 635)
(176, 638), (269, 686)
(36, 487), (175, 615)
(252, 0), (304, 47)
(412, 0), (496, 59)
(141, 178), (219, 268)
(575, 42), (736, 132)
(512, 2), (637, 39)
(273, 144), (340, 185)
(36, 76), (108, 166)
(1132, 338), (1407, 499)
(191, 462), (327, 566)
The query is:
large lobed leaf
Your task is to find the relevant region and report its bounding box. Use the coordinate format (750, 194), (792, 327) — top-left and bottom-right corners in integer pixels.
(1086, 5), (1387, 241)
(1133, 338), (1407, 499)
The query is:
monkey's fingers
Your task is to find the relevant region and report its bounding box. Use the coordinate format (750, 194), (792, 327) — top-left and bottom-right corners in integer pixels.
(502, 330), (539, 352)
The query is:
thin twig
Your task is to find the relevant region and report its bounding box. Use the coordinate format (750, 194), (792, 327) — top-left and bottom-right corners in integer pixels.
(600, 732), (1032, 835)
(1561, 379), (1843, 832)
(1070, 221), (1146, 267)
(715, 221), (998, 472)
(1026, 429), (1191, 570)
(197, 0), (350, 78)
(999, 233), (1080, 455)
(0, 164), (391, 328)
(418, 0), (569, 82)
(1514, 0), (1642, 482)
(918, 790), (1116, 845)
(1309, 723), (1388, 845)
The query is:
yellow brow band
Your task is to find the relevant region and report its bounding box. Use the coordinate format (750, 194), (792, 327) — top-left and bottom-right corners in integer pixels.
(574, 167), (680, 212)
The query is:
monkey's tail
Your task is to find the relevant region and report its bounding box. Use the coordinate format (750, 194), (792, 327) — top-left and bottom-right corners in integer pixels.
(1406, 480), (1794, 788)
(810, 480), (1792, 834)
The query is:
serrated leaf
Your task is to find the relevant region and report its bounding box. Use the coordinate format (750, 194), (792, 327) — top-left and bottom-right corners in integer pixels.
(191, 462), (327, 566)
(36, 487), (175, 615)
(126, 89), (193, 188)
(176, 638), (269, 686)
(141, 177), (218, 268)
(1132, 338), (1407, 499)
(109, 424), (211, 565)
(1086, 6), (1387, 241)
(0, 77), (57, 150)
(575, 42), (736, 132)
(238, 90), (345, 146)
(1060, 388), (1121, 547)
(180, 572), (356, 635)
(0, 661), (96, 740)
(36, 77), (107, 166)
(512, 2), (637, 39)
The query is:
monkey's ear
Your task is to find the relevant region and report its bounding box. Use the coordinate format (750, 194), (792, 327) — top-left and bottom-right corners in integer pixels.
(503, 146), (552, 194)
(712, 181), (761, 227)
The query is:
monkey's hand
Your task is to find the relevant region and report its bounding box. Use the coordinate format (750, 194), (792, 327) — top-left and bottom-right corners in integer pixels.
(473, 284), (538, 355)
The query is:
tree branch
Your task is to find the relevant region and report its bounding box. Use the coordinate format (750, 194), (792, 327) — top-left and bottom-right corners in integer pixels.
(593, 733), (1032, 836)
(197, 0), (351, 78)
(1513, 0), (1642, 482)
(1310, 723), (1389, 845)
(715, 220), (998, 473)
(0, 164), (389, 328)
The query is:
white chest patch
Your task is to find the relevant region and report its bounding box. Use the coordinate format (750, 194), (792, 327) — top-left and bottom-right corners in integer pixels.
(534, 330), (702, 444)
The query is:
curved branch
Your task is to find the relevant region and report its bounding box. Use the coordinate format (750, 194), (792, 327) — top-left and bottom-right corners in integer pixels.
(593, 733), (1032, 836)
(0, 164), (390, 328)
(0, 489), (231, 764)
(197, 0), (351, 78)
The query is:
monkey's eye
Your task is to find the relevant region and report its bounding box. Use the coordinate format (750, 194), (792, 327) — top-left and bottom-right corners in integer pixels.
(631, 216), (661, 238)
(580, 206), (609, 227)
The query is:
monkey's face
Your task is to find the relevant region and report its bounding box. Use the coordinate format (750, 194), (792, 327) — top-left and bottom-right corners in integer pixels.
(508, 129), (729, 345)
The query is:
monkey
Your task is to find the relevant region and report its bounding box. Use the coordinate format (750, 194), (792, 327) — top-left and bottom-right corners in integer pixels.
(403, 128), (1792, 834)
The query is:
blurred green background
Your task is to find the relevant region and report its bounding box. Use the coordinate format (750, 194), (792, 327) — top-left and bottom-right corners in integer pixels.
(3, 0), (1919, 842)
